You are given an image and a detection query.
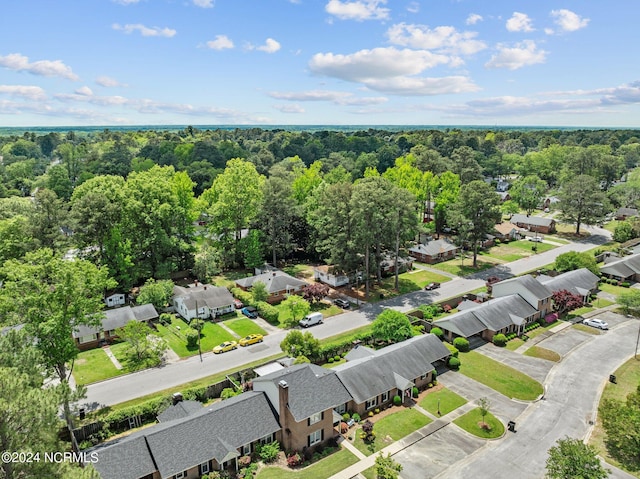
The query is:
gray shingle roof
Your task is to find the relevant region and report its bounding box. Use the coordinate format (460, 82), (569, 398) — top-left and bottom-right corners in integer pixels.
(235, 271), (307, 293)
(344, 345), (375, 362)
(600, 253), (640, 278)
(616, 207), (638, 217)
(156, 400), (204, 423)
(132, 304), (159, 321)
(409, 239), (459, 257)
(434, 311), (487, 338)
(494, 274), (552, 300)
(173, 284), (235, 310)
(73, 305), (156, 338)
(91, 436), (157, 479)
(510, 214), (554, 227)
(253, 364), (352, 422)
(335, 334), (450, 404)
(538, 268), (599, 296)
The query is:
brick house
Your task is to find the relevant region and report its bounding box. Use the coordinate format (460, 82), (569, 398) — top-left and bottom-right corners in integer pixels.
(600, 253), (640, 282)
(510, 214), (556, 234)
(491, 274), (554, 319)
(408, 238), (459, 264)
(537, 268), (599, 304)
(235, 270), (308, 304)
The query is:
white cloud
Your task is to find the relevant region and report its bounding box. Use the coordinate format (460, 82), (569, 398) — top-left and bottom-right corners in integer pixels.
(206, 35), (234, 50)
(310, 47), (451, 82)
(363, 76), (480, 96)
(386, 23), (486, 55)
(325, 0), (389, 21)
(407, 2), (419, 14)
(267, 89), (387, 105)
(193, 0), (214, 7)
(0, 85), (46, 100)
(112, 23), (176, 37)
(485, 40), (547, 70)
(75, 86), (93, 96)
(96, 76), (127, 88)
(273, 104), (305, 113)
(0, 53), (79, 81)
(252, 38), (281, 53)
(466, 13), (483, 25)
(506, 12), (534, 32)
(549, 9), (589, 33)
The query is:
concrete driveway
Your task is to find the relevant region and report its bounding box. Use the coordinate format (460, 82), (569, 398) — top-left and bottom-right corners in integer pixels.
(533, 327), (593, 357)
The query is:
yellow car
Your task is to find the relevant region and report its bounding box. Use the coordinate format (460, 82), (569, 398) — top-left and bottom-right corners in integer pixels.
(212, 341), (238, 354)
(239, 334), (264, 347)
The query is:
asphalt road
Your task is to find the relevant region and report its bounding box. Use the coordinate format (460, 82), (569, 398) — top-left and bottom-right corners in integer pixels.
(80, 226), (611, 410)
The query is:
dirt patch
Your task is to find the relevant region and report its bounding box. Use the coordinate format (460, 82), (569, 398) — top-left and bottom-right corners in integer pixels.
(75, 358), (87, 366)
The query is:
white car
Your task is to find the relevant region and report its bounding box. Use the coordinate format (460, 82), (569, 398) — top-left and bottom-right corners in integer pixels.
(583, 318), (609, 330)
(528, 236), (543, 242)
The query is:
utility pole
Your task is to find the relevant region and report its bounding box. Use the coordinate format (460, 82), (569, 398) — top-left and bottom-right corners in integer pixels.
(196, 299), (202, 363)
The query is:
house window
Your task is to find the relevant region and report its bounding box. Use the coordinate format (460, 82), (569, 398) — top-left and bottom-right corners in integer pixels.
(381, 391), (389, 403)
(365, 397), (378, 410)
(200, 462), (210, 474)
(420, 373), (427, 380)
(78, 335), (95, 344)
(308, 429), (322, 447)
(335, 403), (347, 414)
(242, 444), (251, 456)
(174, 472), (186, 479)
(259, 433), (274, 444)
(309, 412), (322, 425)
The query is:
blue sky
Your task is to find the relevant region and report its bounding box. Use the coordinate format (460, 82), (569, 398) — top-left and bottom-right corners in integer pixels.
(0, 0), (638, 127)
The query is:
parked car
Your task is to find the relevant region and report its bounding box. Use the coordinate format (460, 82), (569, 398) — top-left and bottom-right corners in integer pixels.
(299, 312), (323, 328)
(239, 334), (264, 346)
(233, 298), (244, 309)
(212, 341), (238, 354)
(241, 306), (258, 319)
(583, 318), (609, 330)
(528, 236), (543, 242)
(334, 298), (351, 309)
(424, 282), (441, 291)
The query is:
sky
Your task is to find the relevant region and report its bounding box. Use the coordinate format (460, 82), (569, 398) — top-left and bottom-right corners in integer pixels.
(0, 0), (638, 128)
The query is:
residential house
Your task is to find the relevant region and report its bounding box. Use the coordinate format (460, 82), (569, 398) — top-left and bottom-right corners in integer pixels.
(72, 304), (159, 350)
(496, 180), (510, 192)
(408, 238), (459, 264)
(510, 214), (556, 234)
(104, 293), (126, 308)
(540, 196), (560, 211)
(497, 191), (511, 202)
(235, 270), (308, 304)
(434, 294), (539, 342)
(90, 392), (281, 479)
(253, 364), (352, 452)
(536, 268), (599, 304)
(173, 284), (235, 321)
(334, 334), (450, 416)
(494, 222), (521, 242)
(600, 253), (640, 282)
(379, 254), (414, 276)
(313, 265), (350, 288)
(615, 207), (639, 221)
(491, 274), (554, 319)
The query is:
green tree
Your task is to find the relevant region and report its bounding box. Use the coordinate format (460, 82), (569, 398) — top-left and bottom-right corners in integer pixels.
(46, 163), (74, 201)
(613, 221), (635, 243)
(372, 309), (413, 343)
(251, 280), (269, 303)
(545, 437), (610, 479)
(137, 278), (175, 308)
(451, 146), (483, 184)
(30, 188), (68, 252)
(617, 289), (640, 316)
(600, 386), (640, 470)
(557, 175), (609, 234)
(433, 171), (461, 237)
(447, 180), (502, 267)
(554, 251), (599, 275)
(279, 330), (320, 359)
(374, 452), (403, 479)
(281, 295), (311, 328)
(511, 175), (547, 215)
(0, 215), (37, 263)
(193, 244), (222, 283)
(242, 230), (264, 270)
(259, 175), (297, 265)
(478, 397), (491, 428)
(116, 320), (167, 370)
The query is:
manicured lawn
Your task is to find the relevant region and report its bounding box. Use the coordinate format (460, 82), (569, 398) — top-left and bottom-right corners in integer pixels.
(506, 338), (525, 351)
(72, 348), (123, 385)
(256, 448), (359, 479)
(274, 301), (342, 328)
(155, 316), (235, 357)
(524, 346), (561, 362)
(480, 240), (556, 263)
(224, 318), (267, 337)
(352, 408), (432, 456)
(598, 282), (632, 299)
(571, 323), (603, 335)
(419, 387), (467, 416)
(429, 257), (496, 277)
(508, 239), (556, 253)
(361, 466), (376, 479)
(453, 408), (504, 439)
(458, 350), (544, 400)
(365, 269), (451, 302)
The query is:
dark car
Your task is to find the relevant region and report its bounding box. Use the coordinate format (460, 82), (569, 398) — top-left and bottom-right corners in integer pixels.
(424, 282), (441, 290)
(334, 298), (351, 309)
(241, 306), (258, 319)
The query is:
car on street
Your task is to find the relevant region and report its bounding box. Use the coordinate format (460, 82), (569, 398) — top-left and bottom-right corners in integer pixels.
(233, 298), (244, 309)
(239, 334), (264, 346)
(424, 282), (441, 290)
(334, 298), (351, 309)
(299, 312), (323, 328)
(583, 318), (609, 330)
(241, 306), (258, 319)
(212, 341), (238, 354)
(528, 236), (543, 242)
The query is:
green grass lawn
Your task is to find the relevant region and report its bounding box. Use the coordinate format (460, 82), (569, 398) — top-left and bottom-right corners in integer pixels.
(480, 240), (556, 263)
(419, 387), (467, 416)
(506, 338), (525, 351)
(364, 269), (451, 302)
(256, 448), (358, 479)
(429, 257), (497, 277)
(598, 282), (632, 299)
(352, 408), (431, 456)
(224, 318), (267, 337)
(524, 346), (561, 362)
(458, 350), (544, 400)
(155, 316), (235, 357)
(274, 301), (342, 328)
(453, 408), (504, 439)
(210, 269), (253, 289)
(72, 348), (123, 385)
(281, 263), (315, 280)
(361, 467), (376, 479)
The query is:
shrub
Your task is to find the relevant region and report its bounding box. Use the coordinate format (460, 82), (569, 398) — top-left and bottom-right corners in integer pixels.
(622, 282), (631, 288)
(431, 327), (444, 339)
(448, 357), (461, 369)
(374, 408), (380, 414)
(159, 313), (173, 326)
(244, 463), (258, 478)
(393, 395), (402, 406)
(342, 413), (351, 421)
(446, 344), (459, 357)
(230, 287), (253, 306)
(238, 456), (251, 467)
(287, 452), (303, 468)
(431, 369), (437, 380)
(328, 357), (334, 363)
(493, 333), (507, 347)
(427, 382), (433, 388)
(412, 387), (419, 398)
(256, 301), (279, 324)
(453, 337), (470, 352)
(352, 413), (361, 422)
(256, 441), (280, 463)
(185, 327), (199, 348)
(368, 411), (374, 417)
(334, 355), (341, 362)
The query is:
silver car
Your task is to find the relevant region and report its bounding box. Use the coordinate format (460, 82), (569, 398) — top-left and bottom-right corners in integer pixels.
(583, 318), (609, 330)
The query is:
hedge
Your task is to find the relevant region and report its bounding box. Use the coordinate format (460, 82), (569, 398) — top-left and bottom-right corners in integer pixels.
(448, 357), (461, 369)
(319, 331), (375, 361)
(431, 327), (444, 339)
(229, 287), (253, 306)
(453, 337), (470, 352)
(493, 333), (507, 347)
(256, 301), (279, 324)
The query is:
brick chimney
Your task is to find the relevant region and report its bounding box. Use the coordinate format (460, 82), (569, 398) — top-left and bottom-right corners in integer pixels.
(278, 380), (291, 450)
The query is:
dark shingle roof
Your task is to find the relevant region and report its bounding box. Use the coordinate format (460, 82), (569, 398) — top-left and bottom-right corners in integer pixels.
(73, 304), (157, 338)
(253, 364), (352, 422)
(131, 304), (159, 321)
(616, 207), (638, 217)
(600, 253), (640, 278)
(408, 239), (459, 257)
(173, 284), (235, 310)
(91, 436), (157, 479)
(434, 311), (487, 338)
(235, 271), (307, 293)
(510, 214), (554, 227)
(538, 268), (599, 296)
(156, 400), (203, 423)
(493, 274), (552, 301)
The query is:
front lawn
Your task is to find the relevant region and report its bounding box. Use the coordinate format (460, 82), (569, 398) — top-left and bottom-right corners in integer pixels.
(256, 448), (358, 479)
(506, 338), (525, 351)
(429, 257), (497, 277)
(155, 316), (235, 357)
(481, 240), (556, 263)
(523, 346), (561, 362)
(224, 318), (267, 337)
(453, 408), (504, 439)
(274, 301), (342, 328)
(419, 387), (467, 416)
(72, 348), (123, 385)
(352, 408), (431, 456)
(458, 350), (544, 400)
(598, 282), (632, 299)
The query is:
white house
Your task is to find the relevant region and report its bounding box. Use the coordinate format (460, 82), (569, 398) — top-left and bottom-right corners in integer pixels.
(313, 265), (349, 287)
(104, 293), (126, 308)
(173, 284), (235, 321)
